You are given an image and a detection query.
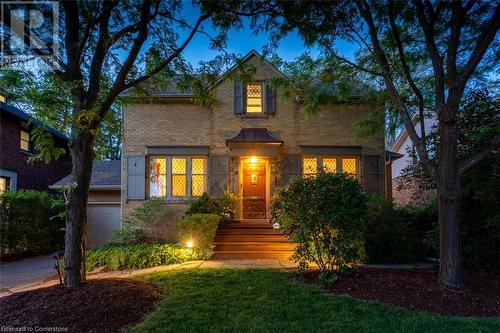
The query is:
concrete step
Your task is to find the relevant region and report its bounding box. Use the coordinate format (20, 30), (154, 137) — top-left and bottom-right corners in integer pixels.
(212, 250), (294, 260)
(214, 242), (296, 252)
(217, 228), (280, 235)
(222, 223), (273, 229)
(214, 235), (289, 242)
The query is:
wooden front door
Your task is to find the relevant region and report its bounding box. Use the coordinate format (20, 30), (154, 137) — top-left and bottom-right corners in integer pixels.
(242, 159), (266, 219)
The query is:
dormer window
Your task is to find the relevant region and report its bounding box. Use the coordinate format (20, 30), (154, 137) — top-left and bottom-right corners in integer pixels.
(20, 129), (30, 151)
(246, 83), (263, 113)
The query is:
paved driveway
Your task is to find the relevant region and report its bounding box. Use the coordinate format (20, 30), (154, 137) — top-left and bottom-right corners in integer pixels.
(0, 256), (57, 296)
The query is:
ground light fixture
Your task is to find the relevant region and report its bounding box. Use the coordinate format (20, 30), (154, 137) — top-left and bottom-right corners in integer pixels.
(186, 241), (193, 248)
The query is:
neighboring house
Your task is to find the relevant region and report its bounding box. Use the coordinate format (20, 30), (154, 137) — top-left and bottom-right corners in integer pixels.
(121, 50), (387, 240)
(51, 160), (121, 248)
(0, 99), (71, 192)
(390, 112), (438, 206)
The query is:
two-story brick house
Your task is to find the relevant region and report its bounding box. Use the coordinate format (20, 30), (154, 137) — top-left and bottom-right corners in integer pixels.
(122, 50), (386, 242)
(0, 99), (71, 192)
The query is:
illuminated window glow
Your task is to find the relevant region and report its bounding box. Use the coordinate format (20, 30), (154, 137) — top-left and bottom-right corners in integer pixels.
(20, 130), (30, 151)
(0, 94), (6, 103)
(303, 158), (317, 177)
(323, 158), (337, 173)
(246, 83), (262, 113)
(0, 177), (10, 193)
(191, 158), (206, 196)
(171, 158), (187, 197)
(342, 158), (357, 177)
(149, 157), (166, 197)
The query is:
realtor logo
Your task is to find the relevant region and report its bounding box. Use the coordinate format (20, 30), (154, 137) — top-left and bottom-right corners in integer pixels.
(1, 1), (59, 67)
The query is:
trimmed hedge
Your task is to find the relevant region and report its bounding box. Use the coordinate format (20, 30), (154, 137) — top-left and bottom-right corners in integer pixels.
(177, 213), (220, 250)
(0, 190), (65, 255)
(86, 243), (212, 271)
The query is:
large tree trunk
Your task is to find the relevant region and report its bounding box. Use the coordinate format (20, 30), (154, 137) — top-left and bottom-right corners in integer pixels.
(64, 132), (95, 288)
(437, 112), (464, 288)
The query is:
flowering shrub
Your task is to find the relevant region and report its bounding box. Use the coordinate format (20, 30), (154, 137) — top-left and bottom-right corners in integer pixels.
(271, 172), (368, 283)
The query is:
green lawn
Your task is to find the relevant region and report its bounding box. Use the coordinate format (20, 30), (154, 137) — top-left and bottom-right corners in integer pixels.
(131, 269), (500, 333)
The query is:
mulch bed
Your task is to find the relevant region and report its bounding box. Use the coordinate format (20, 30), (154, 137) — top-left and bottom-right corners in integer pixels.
(0, 279), (161, 332)
(301, 267), (500, 317)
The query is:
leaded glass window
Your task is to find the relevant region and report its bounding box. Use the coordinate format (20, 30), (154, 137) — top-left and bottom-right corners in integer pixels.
(246, 83), (262, 113)
(149, 157), (166, 197)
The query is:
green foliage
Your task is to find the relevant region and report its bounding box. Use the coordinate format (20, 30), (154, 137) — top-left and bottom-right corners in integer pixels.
(271, 172), (368, 280)
(27, 127), (66, 164)
(185, 193), (221, 216)
(85, 243), (211, 271)
(177, 214), (220, 250)
(124, 199), (173, 242)
(0, 190), (65, 255)
(365, 196), (436, 263)
(111, 227), (150, 245)
(219, 190), (236, 224)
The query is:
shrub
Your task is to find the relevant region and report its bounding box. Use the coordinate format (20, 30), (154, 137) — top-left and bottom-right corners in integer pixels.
(220, 190), (236, 224)
(124, 198), (172, 242)
(0, 190), (65, 255)
(177, 213), (220, 250)
(86, 242), (212, 271)
(365, 196), (433, 263)
(111, 227), (150, 245)
(185, 193), (221, 216)
(271, 172), (368, 282)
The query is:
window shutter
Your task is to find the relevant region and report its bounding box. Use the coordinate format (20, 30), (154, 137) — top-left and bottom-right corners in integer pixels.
(280, 154), (301, 185)
(264, 83), (276, 114)
(209, 155), (228, 196)
(234, 81), (244, 114)
(127, 156), (145, 200)
(363, 155), (381, 194)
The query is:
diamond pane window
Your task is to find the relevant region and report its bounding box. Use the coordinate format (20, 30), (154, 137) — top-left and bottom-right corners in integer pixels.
(303, 158), (317, 177)
(342, 158), (357, 177)
(323, 158), (337, 173)
(149, 157), (166, 197)
(171, 158), (187, 196)
(191, 158), (206, 196)
(246, 83), (262, 113)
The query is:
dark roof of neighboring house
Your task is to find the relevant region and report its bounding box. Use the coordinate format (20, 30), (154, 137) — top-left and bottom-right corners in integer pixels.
(386, 150), (404, 161)
(0, 101), (69, 141)
(226, 128), (283, 145)
(50, 160), (121, 190)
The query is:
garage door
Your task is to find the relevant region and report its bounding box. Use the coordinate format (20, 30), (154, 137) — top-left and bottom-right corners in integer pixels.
(87, 204), (121, 248)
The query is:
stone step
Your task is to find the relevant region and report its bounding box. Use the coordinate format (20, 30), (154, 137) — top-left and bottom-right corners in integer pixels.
(222, 223), (274, 229)
(214, 241), (296, 252)
(214, 235), (289, 243)
(212, 250), (294, 260)
(217, 228), (280, 235)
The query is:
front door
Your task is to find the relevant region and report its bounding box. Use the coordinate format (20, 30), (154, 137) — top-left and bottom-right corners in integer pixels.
(242, 158), (266, 219)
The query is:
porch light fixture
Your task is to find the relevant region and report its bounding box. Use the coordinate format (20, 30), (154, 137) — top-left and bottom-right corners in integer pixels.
(249, 156), (258, 164)
(186, 241), (193, 248)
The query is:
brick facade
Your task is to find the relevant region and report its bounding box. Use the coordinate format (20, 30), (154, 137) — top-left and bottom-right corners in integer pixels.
(122, 53), (386, 238)
(0, 110), (71, 191)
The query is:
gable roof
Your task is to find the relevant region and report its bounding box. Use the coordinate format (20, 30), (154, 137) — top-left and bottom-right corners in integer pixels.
(0, 102), (69, 141)
(50, 160), (121, 190)
(123, 50), (283, 99)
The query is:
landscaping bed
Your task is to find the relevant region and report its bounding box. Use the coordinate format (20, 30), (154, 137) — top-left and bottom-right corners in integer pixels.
(0, 279), (160, 332)
(302, 267), (500, 317)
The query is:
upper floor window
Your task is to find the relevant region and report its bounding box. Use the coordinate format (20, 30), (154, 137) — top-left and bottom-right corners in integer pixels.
(302, 156), (358, 178)
(20, 129), (30, 151)
(246, 83), (263, 113)
(149, 156), (207, 199)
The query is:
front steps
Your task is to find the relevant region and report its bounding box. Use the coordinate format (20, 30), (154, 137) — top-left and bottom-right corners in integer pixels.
(213, 222), (295, 260)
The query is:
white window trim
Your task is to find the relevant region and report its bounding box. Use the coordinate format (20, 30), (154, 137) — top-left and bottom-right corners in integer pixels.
(148, 155), (207, 201)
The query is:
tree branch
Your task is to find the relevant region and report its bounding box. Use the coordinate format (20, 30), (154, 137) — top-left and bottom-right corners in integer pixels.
(458, 135), (500, 176)
(413, 0), (445, 108)
(460, 2), (500, 87)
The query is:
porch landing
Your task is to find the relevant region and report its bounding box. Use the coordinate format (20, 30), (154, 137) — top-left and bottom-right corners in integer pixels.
(213, 222), (296, 260)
